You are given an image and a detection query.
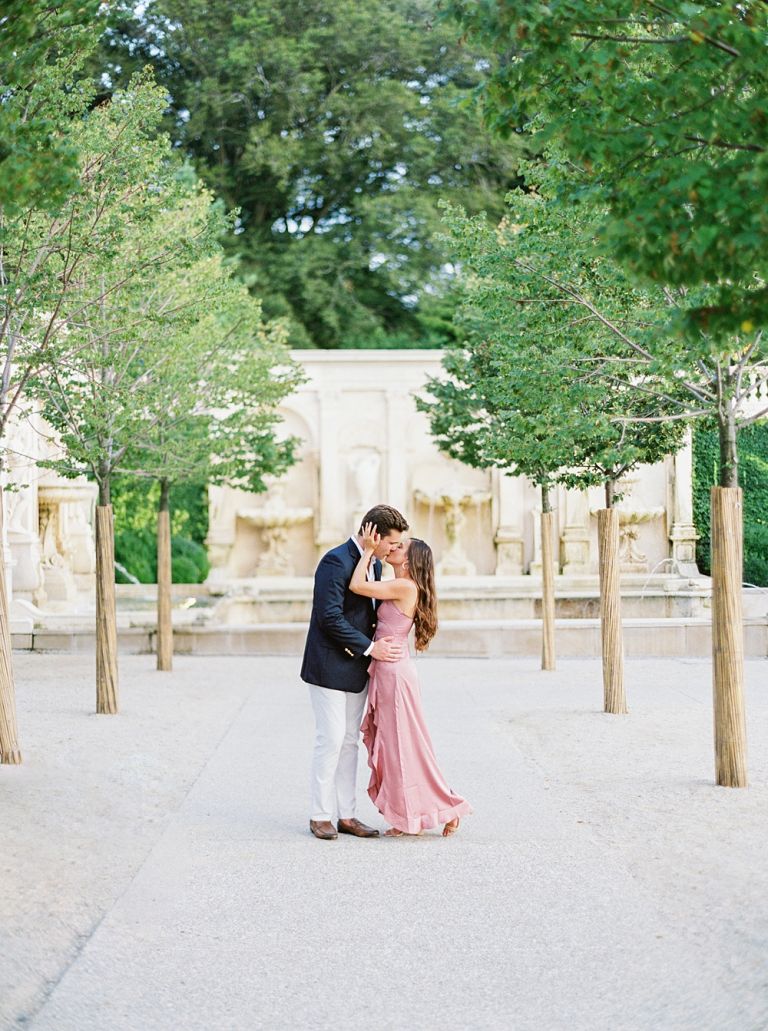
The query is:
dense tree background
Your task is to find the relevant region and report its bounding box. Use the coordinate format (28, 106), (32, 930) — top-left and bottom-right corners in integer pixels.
(90, 0), (523, 348)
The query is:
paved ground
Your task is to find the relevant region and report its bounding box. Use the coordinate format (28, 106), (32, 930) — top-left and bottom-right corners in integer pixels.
(1, 652), (767, 1031)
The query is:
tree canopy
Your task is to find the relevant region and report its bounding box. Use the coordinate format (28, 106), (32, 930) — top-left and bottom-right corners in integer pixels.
(445, 1), (768, 338)
(94, 0), (523, 347)
(0, 0), (104, 215)
(420, 188), (686, 506)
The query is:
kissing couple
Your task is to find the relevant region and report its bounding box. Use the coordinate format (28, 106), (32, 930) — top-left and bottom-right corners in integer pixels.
(301, 504), (471, 839)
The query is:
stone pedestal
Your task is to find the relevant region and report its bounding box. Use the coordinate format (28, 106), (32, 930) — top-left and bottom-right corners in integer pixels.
(37, 482), (96, 605)
(669, 434), (700, 576)
(493, 471), (524, 575)
(561, 489), (591, 574)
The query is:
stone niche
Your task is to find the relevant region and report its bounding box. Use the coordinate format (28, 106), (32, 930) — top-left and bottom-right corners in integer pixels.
(3, 413), (96, 613)
(207, 407), (317, 581)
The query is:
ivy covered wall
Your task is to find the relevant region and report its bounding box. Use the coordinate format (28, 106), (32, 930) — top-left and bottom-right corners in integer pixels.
(692, 425), (768, 587)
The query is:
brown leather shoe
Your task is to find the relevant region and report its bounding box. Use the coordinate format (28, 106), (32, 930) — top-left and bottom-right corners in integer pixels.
(309, 820), (338, 840)
(337, 818), (380, 838)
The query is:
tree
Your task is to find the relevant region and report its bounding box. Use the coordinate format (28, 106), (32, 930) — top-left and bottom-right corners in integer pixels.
(0, 66), (175, 759)
(475, 156), (768, 784)
(418, 342), (563, 671)
(123, 266), (303, 671)
(0, 1), (101, 763)
(438, 6), (767, 785)
(93, 0), (524, 347)
(31, 142), (228, 713)
(421, 192), (685, 708)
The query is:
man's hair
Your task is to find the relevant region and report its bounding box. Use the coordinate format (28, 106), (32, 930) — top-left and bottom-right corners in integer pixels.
(359, 504), (408, 536)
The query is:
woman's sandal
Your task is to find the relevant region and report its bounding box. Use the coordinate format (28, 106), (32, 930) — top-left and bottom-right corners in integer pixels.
(383, 827), (405, 836)
(442, 817), (460, 837)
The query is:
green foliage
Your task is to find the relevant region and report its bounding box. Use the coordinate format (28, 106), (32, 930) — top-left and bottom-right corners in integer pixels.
(444, 1), (768, 338)
(129, 273), (303, 498)
(112, 476), (210, 583)
(0, 68), (177, 456)
(0, 0), (104, 215)
(693, 424), (768, 586)
(111, 476), (208, 543)
(419, 180), (686, 498)
(26, 89), (237, 493)
(114, 529), (210, 584)
(93, 0), (524, 348)
(171, 538), (210, 585)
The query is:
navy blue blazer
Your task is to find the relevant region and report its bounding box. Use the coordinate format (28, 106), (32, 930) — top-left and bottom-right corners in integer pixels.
(300, 538), (381, 693)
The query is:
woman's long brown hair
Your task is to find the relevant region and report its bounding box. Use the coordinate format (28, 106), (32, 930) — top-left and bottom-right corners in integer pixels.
(406, 538), (438, 651)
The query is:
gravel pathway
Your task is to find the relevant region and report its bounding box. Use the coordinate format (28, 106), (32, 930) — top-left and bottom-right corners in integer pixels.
(2, 653), (767, 1031)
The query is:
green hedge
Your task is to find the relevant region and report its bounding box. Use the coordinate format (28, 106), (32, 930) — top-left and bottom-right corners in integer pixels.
(111, 477), (210, 584)
(692, 424), (768, 586)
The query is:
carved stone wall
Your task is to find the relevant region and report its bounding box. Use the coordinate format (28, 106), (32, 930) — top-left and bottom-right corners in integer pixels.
(206, 350), (696, 580)
(1, 351), (700, 612)
(3, 411), (96, 620)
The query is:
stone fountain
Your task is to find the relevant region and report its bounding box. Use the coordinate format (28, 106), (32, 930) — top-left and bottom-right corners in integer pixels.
(238, 485), (313, 577)
(413, 486), (491, 576)
(591, 479), (665, 574)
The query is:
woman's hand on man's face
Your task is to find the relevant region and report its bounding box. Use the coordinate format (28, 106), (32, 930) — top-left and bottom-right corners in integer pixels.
(361, 521), (380, 552)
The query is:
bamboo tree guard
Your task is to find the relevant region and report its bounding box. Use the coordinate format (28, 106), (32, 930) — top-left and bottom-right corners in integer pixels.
(540, 509), (556, 671)
(156, 502), (173, 672)
(597, 508), (627, 714)
(95, 505), (119, 714)
(0, 495), (22, 763)
(711, 487), (747, 787)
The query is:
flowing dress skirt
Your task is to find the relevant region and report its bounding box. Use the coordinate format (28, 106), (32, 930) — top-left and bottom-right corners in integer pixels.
(361, 652), (472, 834)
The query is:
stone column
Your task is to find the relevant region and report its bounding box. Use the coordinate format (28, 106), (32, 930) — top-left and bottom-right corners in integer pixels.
(316, 388), (344, 551)
(1, 485), (14, 603)
(669, 432), (700, 575)
(493, 470), (524, 575)
(5, 415), (44, 613)
(560, 487), (591, 575)
(385, 390), (410, 516)
(205, 484), (237, 583)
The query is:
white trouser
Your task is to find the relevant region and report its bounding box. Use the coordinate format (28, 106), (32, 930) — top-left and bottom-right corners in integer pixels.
(308, 683), (368, 822)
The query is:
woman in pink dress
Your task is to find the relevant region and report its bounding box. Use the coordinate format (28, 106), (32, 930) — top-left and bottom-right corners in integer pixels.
(350, 523), (471, 837)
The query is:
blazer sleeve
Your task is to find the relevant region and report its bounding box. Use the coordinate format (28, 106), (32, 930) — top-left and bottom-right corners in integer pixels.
(315, 553), (373, 656)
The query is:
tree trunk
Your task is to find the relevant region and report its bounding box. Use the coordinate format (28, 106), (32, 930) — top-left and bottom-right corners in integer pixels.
(718, 411), (739, 488)
(605, 478), (616, 509)
(597, 507), (626, 714)
(156, 478), (173, 672)
(95, 502), (119, 714)
(0, 488), (22, 763)
(540, 484), (556, 671)
(710, 486), (747, 787)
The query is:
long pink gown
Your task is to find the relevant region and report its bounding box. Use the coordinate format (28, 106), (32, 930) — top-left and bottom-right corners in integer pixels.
(361, 600), (472, 834)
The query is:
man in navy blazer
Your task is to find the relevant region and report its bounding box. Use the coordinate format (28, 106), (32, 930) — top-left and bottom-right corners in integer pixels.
(301, 504), (408, 840)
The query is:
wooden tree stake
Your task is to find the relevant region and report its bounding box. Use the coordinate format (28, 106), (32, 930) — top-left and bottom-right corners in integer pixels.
(156, 505), (173, 672)
(597, 508), (627, 714)
(711, 487), (747, 787)
(540, 509), (556, 671)
(0, 493), (22, 763)
(95, 505), (119, 714)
